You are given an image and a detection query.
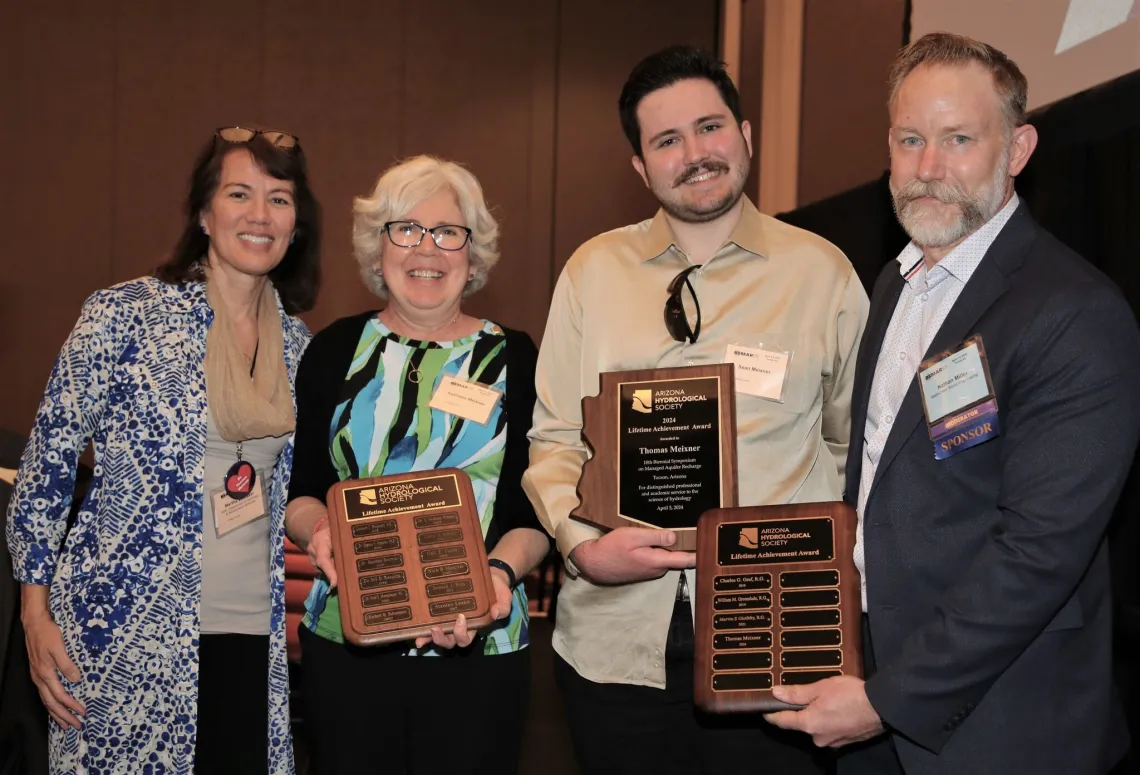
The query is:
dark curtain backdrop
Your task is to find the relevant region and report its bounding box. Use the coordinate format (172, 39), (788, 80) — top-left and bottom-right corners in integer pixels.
(778, 68), (1140, 768)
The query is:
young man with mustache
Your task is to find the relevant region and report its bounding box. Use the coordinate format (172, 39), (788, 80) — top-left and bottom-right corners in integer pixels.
(523, 45), (867, 774)
(765, 33), (1140, 775)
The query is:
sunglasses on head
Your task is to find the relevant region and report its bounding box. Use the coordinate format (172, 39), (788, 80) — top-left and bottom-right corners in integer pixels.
(664, 265), (702, 344)
(215, 126), (300, 151)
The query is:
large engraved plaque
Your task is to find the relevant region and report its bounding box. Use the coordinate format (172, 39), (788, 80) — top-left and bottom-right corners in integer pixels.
(573, 364), (738, 551)
(326, 469), (494, 646)
(694, 502), (863, 713)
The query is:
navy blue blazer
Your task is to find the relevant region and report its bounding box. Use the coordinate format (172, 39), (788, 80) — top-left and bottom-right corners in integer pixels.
(845, 203), (1139, 774)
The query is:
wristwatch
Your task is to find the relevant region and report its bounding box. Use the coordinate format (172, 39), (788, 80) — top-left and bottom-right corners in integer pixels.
(488, 558), (518, 589)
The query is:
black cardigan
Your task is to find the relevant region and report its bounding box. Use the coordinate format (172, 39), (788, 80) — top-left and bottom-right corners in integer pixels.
(287, 311), (543, 552)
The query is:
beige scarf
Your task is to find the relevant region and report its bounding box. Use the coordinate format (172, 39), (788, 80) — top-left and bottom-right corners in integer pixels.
(204, 277), (295, 442)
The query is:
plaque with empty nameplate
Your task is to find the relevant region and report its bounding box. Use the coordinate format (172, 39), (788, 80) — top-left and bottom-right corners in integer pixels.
(694, 501), (863, 713)
(326, 469), (495, 646)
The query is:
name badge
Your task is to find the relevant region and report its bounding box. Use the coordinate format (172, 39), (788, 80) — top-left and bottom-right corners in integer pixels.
(724, 344), (792, 402)
(211, 472), (268, 537)
(918, 335), (999, 460)
(428, 374), (502, 425)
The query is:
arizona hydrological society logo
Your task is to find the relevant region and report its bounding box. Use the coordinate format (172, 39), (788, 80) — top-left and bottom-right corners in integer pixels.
(632, 389), (653, 413)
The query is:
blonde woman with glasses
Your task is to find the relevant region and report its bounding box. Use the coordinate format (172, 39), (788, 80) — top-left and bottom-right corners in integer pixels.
(286, 155), (549, 775)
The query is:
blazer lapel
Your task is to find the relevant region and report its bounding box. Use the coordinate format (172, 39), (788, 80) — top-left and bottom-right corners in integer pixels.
(845, 269), (906, 499)
(868, 204), (1038, 498)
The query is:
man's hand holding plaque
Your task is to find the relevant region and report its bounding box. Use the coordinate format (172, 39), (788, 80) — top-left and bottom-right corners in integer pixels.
(568, 527), (696, 585)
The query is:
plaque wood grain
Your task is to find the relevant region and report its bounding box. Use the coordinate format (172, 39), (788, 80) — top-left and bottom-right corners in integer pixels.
(327, 469), (495, 646)
(694, 501), (863, 713)
(572, 364), (738, 552)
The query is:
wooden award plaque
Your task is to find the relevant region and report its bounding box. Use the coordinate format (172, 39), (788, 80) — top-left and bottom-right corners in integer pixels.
(694, 501), (863, 713)
(326, 469), (496, 646)
(572, 363), (737, 552)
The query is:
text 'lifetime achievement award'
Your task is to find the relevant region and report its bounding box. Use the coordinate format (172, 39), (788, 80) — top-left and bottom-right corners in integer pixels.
(326, 469), (496, 646)
(573, 363), (737, 552)
(694, 502), (863, 712)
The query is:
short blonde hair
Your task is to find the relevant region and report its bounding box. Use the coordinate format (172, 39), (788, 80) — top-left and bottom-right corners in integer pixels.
(353, 155), (500, 298)
(889, 32), (1028, 134)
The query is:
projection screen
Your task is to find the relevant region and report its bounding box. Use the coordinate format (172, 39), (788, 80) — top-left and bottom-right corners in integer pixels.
(910, 0), (1140, 111)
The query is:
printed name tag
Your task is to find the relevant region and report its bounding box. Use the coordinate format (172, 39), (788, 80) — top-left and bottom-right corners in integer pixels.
(428, 375), (502, 425)
(211, 473), (268, 537)
(918, 335), (999, 460)
(724, 344), (791, 402)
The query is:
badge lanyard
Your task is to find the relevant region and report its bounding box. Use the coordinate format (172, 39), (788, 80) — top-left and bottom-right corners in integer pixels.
(223, 341), (258, 500)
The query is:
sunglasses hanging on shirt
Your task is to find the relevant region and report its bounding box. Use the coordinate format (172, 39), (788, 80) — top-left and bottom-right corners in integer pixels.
(664, 265), (702, 344)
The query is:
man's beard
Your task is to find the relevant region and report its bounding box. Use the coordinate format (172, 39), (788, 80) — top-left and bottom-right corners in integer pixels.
(891, 147), (1011, 248)
(651, 158), (749, 224)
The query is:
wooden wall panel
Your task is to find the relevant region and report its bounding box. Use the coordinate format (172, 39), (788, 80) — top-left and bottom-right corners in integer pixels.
(0, 4), (115, 434)
(551, 0), (719, 276)
(263, 0), (405, 332)
(112, 0), (267, 282)
(0, 0), (722, 435)
(401, 0), (558, 341)
(797, 0), (906, 207)
(739, 0), (766, 199)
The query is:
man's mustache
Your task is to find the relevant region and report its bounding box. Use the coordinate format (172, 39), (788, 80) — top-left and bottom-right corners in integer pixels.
(674, 160), (730, 188)
(893, 179), (969, 206)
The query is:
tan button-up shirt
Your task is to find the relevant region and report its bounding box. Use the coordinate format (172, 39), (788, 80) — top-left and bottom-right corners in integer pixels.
(524, 197), (868, 688)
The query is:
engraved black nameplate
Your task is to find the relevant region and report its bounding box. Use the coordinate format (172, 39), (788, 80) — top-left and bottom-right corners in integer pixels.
(713, 574), (772, 591)
(713, 632), (774, 650)
(713, 612), (773, 631)
(713, 593), (772, 611)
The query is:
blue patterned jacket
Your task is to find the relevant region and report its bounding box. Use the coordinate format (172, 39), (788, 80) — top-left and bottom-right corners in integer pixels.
(6, 277), (310, 774)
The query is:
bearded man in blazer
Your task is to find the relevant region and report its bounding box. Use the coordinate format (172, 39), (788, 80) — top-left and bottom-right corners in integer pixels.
(765, 32), (1140, 774)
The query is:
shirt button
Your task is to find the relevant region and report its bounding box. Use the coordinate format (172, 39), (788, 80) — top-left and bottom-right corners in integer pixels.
(920, 293), (929, 302)
(884, 414), (894, 425)
(899, 351), (907, 361)
(654, 661), (661, 668)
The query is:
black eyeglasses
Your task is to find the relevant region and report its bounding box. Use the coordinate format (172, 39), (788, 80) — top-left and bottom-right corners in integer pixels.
(215, 126), (300, 151)
(382, 221), (473, 251)
(665, 265), (702, 344)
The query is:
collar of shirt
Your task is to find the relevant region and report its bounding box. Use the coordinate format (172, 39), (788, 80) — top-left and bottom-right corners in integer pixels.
(894, 193), (1021, 289)
(639, 195), (771, 264)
